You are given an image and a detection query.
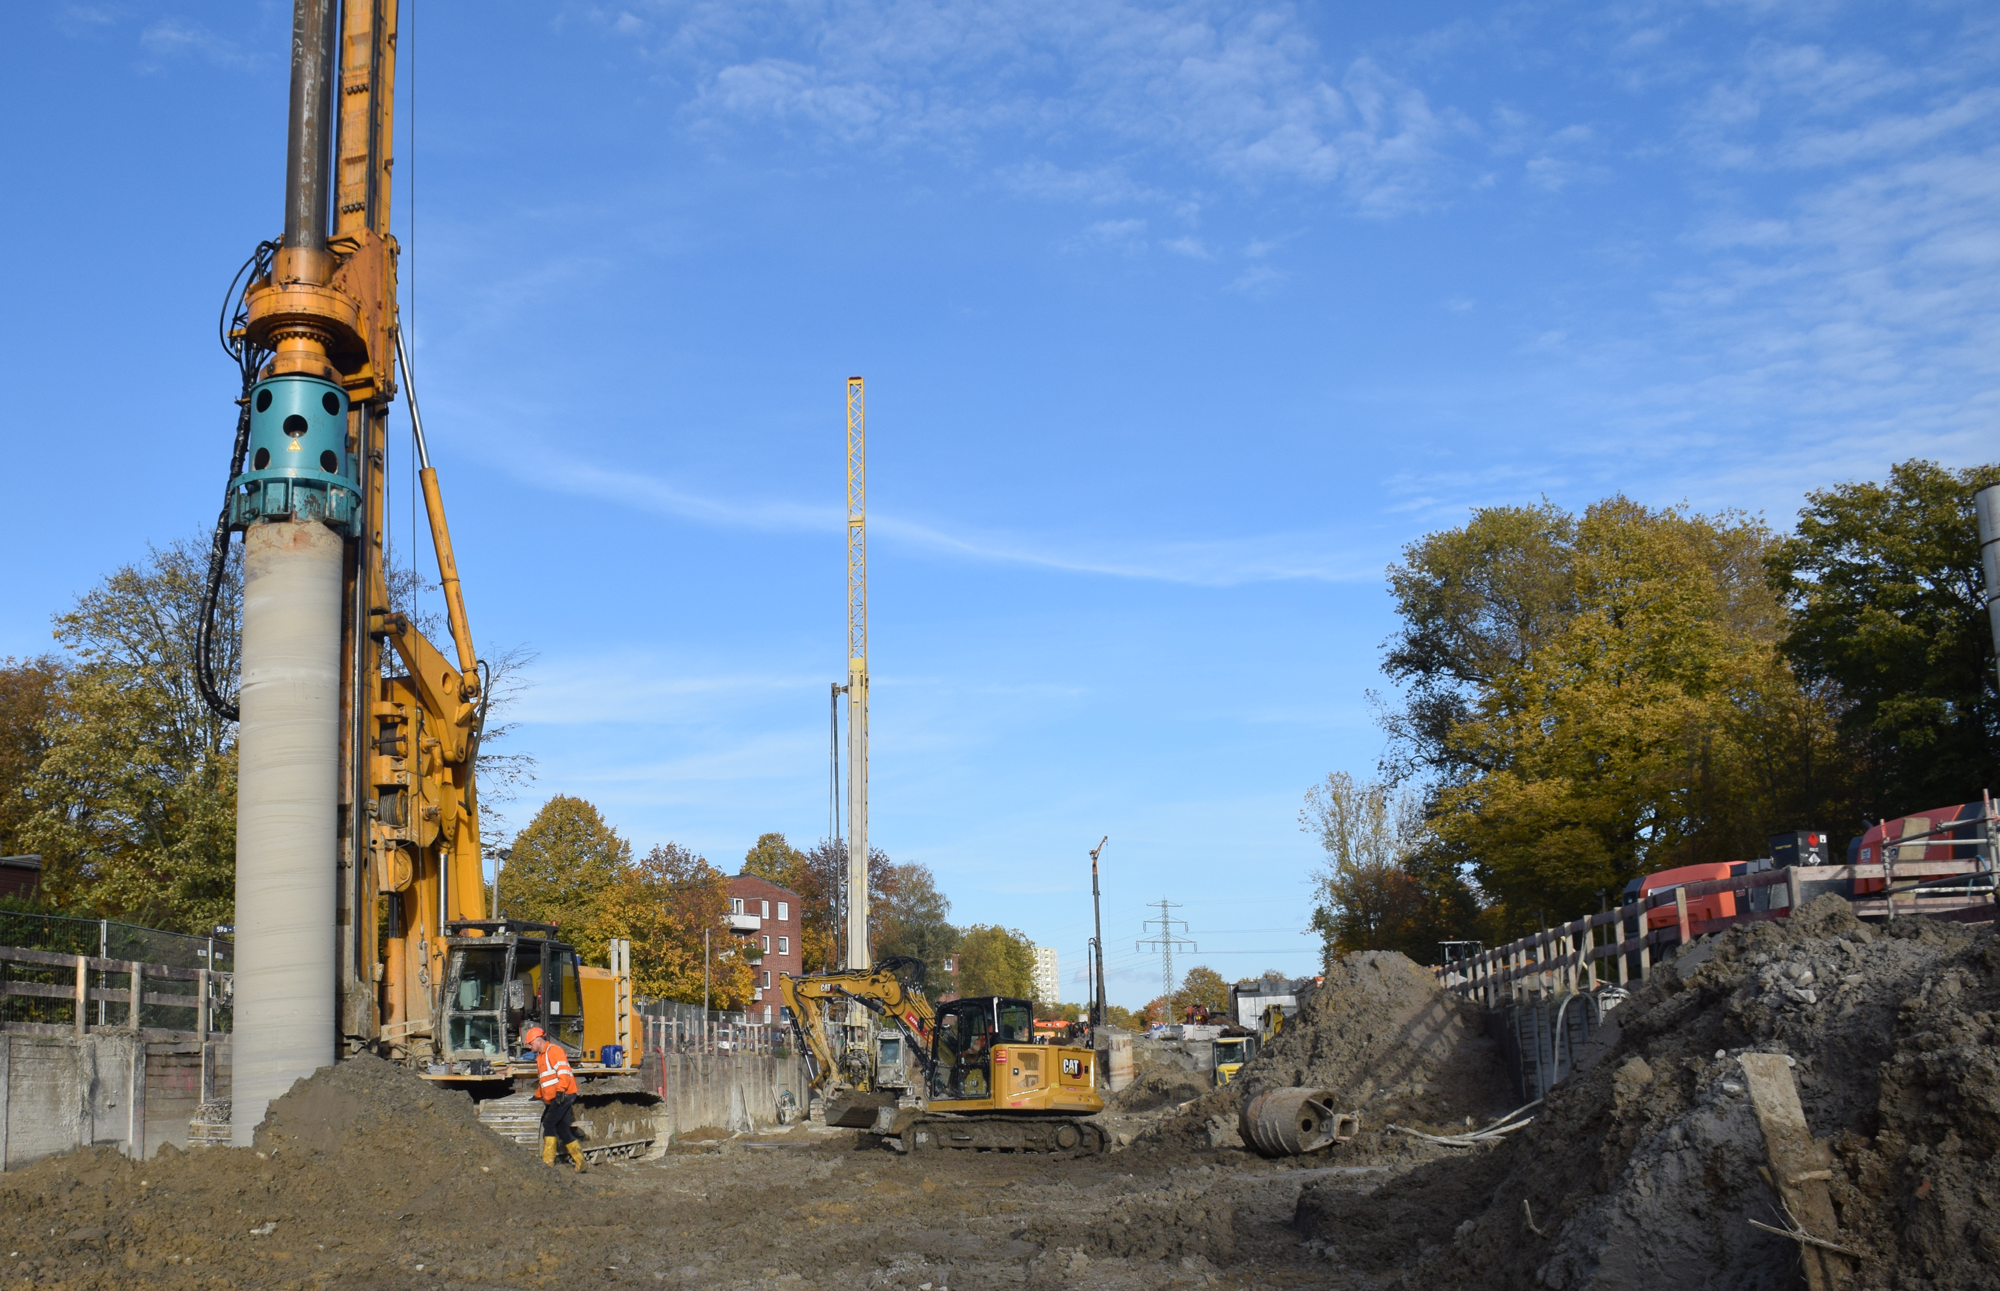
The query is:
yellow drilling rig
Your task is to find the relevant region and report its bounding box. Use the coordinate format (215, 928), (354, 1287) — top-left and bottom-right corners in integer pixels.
(201, 0), (651, 1155)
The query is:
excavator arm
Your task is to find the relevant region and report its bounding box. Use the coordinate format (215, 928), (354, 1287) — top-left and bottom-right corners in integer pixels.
(778, 957), (934, 1096)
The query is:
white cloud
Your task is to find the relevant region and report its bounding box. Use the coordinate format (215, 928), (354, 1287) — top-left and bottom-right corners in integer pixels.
(139, 18), (256, 67)
(514, 444), (1373, 585)
(615, 0), (1467, 214)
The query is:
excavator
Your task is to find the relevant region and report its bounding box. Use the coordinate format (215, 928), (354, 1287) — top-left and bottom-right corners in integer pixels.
(202, 0), (658, 1158)
(781, 959), (1109, 1154)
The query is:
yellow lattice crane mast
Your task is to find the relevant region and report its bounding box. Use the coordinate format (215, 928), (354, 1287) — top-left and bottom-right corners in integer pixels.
(845, 377), (870, 971)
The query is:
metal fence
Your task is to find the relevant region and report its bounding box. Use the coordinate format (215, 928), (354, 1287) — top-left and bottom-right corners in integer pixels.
(636, 999), (791, 1056)
(0, 911), (232, 1033)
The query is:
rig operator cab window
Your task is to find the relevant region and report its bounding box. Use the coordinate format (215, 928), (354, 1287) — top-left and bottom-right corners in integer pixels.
(440, 922), (586, 1069)
(932, 996), (1035, 1100)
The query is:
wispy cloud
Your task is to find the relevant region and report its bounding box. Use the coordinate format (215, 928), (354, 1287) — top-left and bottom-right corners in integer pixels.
(519, 446), (1373, 584)
(138, 17), (257, 68)
(605, 1), (1470, 216)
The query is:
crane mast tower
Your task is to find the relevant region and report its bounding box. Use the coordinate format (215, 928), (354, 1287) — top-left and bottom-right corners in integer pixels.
(844, 377), (870, 970)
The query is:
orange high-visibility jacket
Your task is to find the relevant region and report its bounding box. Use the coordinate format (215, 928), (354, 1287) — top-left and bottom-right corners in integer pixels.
(535, 1045), (578, 1102)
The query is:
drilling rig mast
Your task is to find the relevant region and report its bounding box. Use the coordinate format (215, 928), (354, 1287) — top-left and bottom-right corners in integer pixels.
(211, 0), (489, 1140)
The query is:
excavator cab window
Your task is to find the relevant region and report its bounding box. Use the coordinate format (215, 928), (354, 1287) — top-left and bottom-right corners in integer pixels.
(934, 1000), (997, 1099)
(551, 948), (585, 1049)
(996, 999), (1033, 1043)
(509, 946), (543, 1037)
(445, 946), (508, 1058)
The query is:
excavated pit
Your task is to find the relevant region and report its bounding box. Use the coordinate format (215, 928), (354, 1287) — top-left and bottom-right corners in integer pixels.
(1297, 898), (2000, 1290)
(5, 914), (1991, 1289)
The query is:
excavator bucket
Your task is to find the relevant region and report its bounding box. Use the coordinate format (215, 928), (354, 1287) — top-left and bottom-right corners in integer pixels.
(824, 1089), (899, 1128)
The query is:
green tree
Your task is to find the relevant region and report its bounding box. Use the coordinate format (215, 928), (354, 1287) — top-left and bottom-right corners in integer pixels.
(1302, 770), (1474, 962)
(1769, 459), (2000, 817)
(875, 861), (960, 997)
(954, 924), (1035, 998)
(0, 656), (64, 860)
(498, 795), (630, 954)
(595, 842), (752, 1007)
(1379, 502), (1580, 784)
(1390, 497), (1861, 934)
(1172, 965), (1230, 1019)
(22, 536), (240, 931)
(1104, 1003), (1142, 1030)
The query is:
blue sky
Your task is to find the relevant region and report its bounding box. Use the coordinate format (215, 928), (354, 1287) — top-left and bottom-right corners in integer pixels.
(3, 1), (1996, 1007)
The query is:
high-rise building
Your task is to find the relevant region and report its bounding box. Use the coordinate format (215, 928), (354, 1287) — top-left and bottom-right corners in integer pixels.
(1031, 945), (1059, 1005)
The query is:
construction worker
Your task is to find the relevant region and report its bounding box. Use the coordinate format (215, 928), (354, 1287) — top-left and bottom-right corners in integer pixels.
(521, 1025), (586, 1173)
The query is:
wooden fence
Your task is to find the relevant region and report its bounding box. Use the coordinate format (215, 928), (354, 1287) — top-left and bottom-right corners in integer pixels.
(0, 944), (230, 1044)
(1438, 862), (1996, 1007)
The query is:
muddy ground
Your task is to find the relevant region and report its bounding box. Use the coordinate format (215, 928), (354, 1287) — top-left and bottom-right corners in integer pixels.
(8, 905), (1997, 1290)
(0, 946), (1507, 1291)
(0, 1077), (1459, 1291)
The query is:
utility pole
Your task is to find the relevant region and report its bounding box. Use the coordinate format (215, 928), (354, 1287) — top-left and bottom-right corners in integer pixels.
(844, 376), (870, 973)
(1088, 837), (1108, 1029)
(1137, 899), (1195, 1021)
(1978, 484), (2000, 691)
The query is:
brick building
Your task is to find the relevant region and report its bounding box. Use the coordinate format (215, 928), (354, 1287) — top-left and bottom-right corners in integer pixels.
(725, 873), (804, 1025)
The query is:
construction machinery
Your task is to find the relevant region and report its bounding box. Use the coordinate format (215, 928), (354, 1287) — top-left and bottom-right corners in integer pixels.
(780, 960), (1109, 1154)
(1212, 1031), (1259, 1086)
(199, 0), (655, 1153)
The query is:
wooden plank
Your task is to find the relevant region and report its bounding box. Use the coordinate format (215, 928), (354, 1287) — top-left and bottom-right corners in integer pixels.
(73, 956), (85, 1037)
(0, 1020), (221, 1043)
(1740, 1053), (1853, 1291)
(0, 946), (203, 980)
(0, 1033), (9, 1172)
(0, 982), (202, 1008)
(129, 961), (141, 1029)
(127, 1036), (145, 1159)
(1675, 887), (1691, 945)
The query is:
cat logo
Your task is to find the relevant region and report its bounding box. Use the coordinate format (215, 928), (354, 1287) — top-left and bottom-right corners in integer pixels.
(1061, 1057), (1085, 1077)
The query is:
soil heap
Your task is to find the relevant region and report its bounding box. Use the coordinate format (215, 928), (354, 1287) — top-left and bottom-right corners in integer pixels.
(1297, 897), (2000, 1290)
(1138, 950), (1518, 1165)
(0, 1053), (599, 1288)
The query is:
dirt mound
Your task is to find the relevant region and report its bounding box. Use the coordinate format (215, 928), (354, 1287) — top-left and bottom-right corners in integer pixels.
(1135, 950), (1516, 1167)
(0, 1054), (592, 1287)
(1109, 1068), (1210, 1113)
(1299, 898), (2000, 1290)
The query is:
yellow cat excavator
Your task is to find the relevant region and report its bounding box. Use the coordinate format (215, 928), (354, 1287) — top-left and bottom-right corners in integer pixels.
(781, 958), (1108, 1154)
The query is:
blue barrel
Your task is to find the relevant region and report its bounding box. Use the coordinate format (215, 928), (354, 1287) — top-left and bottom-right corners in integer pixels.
(600, 1044), (625, 1069)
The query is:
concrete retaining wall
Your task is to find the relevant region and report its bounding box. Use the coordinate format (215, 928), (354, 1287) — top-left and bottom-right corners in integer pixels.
(643, 1050), (809, 1137)
(0, 1030), (231, 1169)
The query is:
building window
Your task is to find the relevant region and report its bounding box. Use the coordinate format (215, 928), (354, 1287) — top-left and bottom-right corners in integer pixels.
(778, 936), (788, 955)
(762, 970), (772, 989)
(764, 1005), (773, 1024)
(761, 899), (770, 918)
(778, 901), (789, 922)
(730, 897), (744, 914)
(762, 935), (771, 953)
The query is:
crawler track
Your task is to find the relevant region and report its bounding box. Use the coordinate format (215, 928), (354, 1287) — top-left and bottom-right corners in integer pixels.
(898, 1113), (1108, 1156)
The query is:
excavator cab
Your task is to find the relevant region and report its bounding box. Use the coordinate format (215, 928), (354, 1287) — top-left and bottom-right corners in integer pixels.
(932, 997), (1034, 1099)
(438, 920), (584, 1071)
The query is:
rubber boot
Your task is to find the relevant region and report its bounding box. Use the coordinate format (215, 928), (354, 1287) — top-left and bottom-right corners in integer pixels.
(541, 1136), (558, 1166)
(565, 1141), (589, 1173)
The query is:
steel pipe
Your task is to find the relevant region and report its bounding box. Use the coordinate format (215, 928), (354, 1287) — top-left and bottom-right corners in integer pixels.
(283, 0), (338, 251)
(1238, 1086), (1360, 1158)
